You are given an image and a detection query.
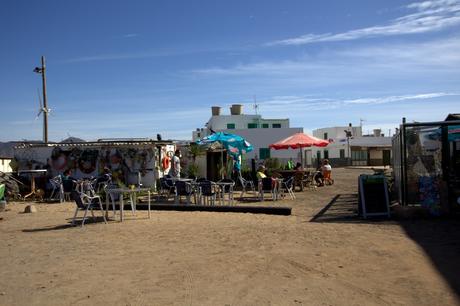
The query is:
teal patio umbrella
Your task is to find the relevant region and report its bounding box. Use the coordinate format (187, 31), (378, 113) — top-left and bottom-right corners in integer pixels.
(196, 132), (253, 175)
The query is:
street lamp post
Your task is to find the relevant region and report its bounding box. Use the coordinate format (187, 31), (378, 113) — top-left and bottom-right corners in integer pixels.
(34, 56), (49, 143)
(344, 123), (353, 166)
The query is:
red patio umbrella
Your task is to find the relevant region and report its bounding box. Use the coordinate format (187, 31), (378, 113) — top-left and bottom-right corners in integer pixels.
(269, 133), (329, 166)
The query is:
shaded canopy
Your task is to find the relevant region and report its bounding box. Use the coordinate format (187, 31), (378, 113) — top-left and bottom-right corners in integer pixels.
(269, 133), (329, 150)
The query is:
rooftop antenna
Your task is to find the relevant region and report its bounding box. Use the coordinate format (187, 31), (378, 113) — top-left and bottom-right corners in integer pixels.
(359, 118), (366, 128)
(253, 95), (259, 115)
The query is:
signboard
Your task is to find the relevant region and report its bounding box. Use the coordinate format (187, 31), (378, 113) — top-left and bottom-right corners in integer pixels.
(448, 125), (460, 141)
(358, 175), (390, 218)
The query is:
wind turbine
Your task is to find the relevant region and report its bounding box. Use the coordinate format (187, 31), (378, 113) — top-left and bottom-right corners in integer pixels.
(34, 56), (49, 143)
(35, 88), (51, 143)
(253, 95), (259, 115)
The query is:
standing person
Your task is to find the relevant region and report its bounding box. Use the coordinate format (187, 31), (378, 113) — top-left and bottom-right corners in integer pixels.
(321, 159), (333, 185)
(256, 165), (279, 189)
(256, 165), (267, 180)
(169, 149), (181, 178)
(322, 159), (332, 172)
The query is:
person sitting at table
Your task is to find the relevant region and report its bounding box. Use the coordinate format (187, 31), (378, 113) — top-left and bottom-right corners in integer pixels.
(314, 167), (324, 186)
(60, 169), (76, 193)
(94, 167), (112, 190)
(285, 158), (294, 170)
(294, 162), (303, 171)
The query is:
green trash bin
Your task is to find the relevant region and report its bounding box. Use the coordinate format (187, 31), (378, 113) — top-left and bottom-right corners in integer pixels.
(0, 183), (5, 211)
(0, 184), (5, 201)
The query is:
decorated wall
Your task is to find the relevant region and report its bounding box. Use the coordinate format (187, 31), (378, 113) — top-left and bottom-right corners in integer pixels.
(14, 143), (175, 187)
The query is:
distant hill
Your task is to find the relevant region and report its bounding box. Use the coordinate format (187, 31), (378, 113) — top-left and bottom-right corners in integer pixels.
(0, 137), (86, 158)
(0, 143), (15, 158)
(60, 137), (86, 143)
(0, 140), (44, 158)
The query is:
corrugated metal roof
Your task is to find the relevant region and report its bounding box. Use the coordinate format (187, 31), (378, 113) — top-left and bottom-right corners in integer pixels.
(445, 113), (460, 121)
(14, 139), (174, 149)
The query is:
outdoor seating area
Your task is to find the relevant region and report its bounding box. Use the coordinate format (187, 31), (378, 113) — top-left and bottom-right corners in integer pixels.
(4, 1), (460, 303)
(3, 168), (460, 306)
(157, 177), (236, 206)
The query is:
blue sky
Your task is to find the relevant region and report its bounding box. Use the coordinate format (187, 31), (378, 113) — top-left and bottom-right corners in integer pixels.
(1, 0), (459, 141)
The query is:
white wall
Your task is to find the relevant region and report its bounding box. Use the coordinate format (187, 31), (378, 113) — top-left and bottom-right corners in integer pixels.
(369, 150), (383, 160)
(0, 158), (12, 173)
(304, 142), (347, 163)
(226, 127), (304, 161)
(193, 114), (291, 141)
(313, 126), (362, 139)
(208, 114), (261, 130)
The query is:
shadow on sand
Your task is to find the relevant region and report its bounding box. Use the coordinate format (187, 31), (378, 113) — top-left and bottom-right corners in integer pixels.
(311, 193), (460, 298)
(22, 217), (108, 232)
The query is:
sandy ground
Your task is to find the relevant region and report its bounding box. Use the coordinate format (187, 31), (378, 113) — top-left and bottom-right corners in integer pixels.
(1, 168), (459, 306)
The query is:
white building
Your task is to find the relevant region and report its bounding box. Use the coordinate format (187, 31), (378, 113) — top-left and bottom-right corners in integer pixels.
(305, 125), (392, 167)
(192, 105), (302, 163)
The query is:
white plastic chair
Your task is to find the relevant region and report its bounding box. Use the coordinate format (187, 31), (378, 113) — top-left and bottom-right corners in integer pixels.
(281, 176), (296, 199)
(258, 177), (277, 201)
(49, 176), (64, 202)
(238, 175), (255, 199)
(71, 190), (107, 227)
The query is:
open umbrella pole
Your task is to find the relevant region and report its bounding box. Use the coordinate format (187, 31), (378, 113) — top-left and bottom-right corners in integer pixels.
(299, 147), (303, 167)
(221, 150), (224, 179)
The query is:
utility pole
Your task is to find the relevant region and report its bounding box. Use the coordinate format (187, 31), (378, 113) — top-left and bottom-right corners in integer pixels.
(344, 123), (353, 166)
(34, 56), (49, 143)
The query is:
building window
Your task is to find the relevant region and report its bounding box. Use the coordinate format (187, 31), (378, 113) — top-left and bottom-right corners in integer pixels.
(323, 132), (328, 140)
(272, 123), (281, 128)
(259, 148), (270, 159)
(248, 123), (258, 129)
(351, 150), (367, 161)
(262, 123), (269, 128)
(340, 149), (345, 159)
(227, 123), (235, 129)
(324, 150), (329, 159)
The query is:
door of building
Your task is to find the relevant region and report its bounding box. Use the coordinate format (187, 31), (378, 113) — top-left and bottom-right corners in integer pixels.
(206, 150), (227, 181)
(382, 150), (391, 166)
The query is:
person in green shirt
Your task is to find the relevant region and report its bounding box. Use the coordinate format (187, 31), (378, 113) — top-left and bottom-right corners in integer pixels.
(286, 158), (294, 170)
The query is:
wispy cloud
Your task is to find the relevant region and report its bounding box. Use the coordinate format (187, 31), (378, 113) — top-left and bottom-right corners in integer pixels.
(61, 51), (165, 63)
(343, 92), (458, 104)
(250, 92), (458, 114)
(268, 0), (460, 46)
(192, 36), (460, 85)
(61, 45), (251, 63)
(121, 33), (140, 38)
